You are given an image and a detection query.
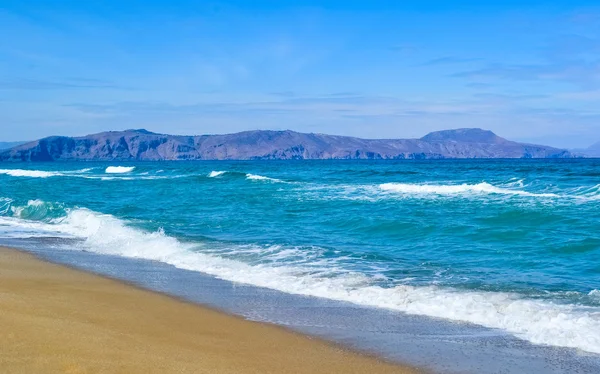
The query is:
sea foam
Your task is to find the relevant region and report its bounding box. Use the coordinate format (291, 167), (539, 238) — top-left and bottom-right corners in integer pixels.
(105, 166), (135, 174)
(375, 181), (600, 202)
(246, 174), (283, 182)
(207, 171), (283, 182)
(208, 171), (227, 178)
(379, 182), (560, 198)
(0, 168), (94, 178)
(0, 169), (62, 178)
(6, 205), (599, 355)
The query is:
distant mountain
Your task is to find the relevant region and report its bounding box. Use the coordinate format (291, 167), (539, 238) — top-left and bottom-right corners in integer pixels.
(0, 141), (26, 150)
(571, 141), (600, 157)
(584, 141), (600, 157)
(421, 128), (504, 143)
(0, 128), (574, 161)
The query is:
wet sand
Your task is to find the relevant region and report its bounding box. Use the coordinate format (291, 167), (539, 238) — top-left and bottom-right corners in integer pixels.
(0, 246), (420, 374)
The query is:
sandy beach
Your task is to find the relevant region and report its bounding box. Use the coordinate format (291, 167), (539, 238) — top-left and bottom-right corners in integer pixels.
(0, 246), (419, 374)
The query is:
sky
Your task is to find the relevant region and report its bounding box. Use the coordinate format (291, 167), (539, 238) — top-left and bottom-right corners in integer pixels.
(1, 0), (600, 148)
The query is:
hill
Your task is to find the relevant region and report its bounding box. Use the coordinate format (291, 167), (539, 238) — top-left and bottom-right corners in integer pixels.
(0, 141), (26, 150)
(0, 128), (573, 161)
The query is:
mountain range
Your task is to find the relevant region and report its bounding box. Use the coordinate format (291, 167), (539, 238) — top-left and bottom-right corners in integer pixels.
(0, 141), (26, 150)
(0, 128), (575, 161)
(572, 142), (600, 158)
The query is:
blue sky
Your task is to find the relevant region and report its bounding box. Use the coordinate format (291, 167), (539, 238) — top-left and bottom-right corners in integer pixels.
(1, 0), (600, 147)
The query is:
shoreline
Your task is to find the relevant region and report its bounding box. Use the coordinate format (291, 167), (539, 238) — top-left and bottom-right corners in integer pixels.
(0, 246), (421, 374)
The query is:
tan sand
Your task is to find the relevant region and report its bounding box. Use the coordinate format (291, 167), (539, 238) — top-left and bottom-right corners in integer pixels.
(0, 247), (421, 374)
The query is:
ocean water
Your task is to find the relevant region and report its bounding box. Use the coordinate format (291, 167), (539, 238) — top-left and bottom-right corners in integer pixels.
(1, 160), (599, 365)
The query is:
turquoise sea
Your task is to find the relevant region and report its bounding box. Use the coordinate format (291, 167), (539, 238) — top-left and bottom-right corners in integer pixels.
(1, 160), (599, 371)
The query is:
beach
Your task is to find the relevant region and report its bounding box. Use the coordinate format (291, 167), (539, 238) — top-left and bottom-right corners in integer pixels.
(1, 161), (599, 374)
(0, 246), (418, 374)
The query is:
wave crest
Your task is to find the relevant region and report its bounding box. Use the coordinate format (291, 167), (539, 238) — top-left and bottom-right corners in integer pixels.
(208, 171), (227, 178)
(377, 182), (599, 200)
(0, 169), (62, 178)
(0, 168), (94, 178)
(105, 166), (135, 174)
(246, 173), (283, 182)
(2, 204), (599, 354)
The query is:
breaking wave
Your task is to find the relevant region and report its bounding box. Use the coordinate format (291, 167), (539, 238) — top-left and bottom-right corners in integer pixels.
(208, 171), (227, 178)
(246, 173), (283, 182)
(1, 201), (599, 354)
(379, 182), (560, 198)
(105, 166), (135, 174)
(0, 169), (62, 178)
(207, 171), (284, 182)
(377, 182), (600, 201)
(0, 168), (94, 178)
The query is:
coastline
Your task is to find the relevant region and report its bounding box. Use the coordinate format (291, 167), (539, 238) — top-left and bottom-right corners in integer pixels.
(0, 246), (420, 374)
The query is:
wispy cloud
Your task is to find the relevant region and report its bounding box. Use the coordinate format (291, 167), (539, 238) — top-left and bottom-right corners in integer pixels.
(452, 35), (600, 89)
(57, 91), (600, 147)
(389, 44), (419, 55)
(270, 91), (296, 97)
(568, 10), (600, 24)
(452, 60), (600, 89)
(0, 77), (132, 90)
(418, 56), (483, 66)
(2, 1), (600, 147)
(465, 82), (494, 89)
(543, 35), (600, 59)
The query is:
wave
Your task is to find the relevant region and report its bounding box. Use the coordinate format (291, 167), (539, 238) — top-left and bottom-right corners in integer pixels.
(76, 168), (94, 173)
(0, 168), (94, 178)
(379, 182), (560, 198)
(207, 171), (284, 182)
(0, 169), (64, 178)
(377, 182), (600, 201)
(246, 173), (283, 182)
(208, 171), (227, 178)
(99, 176), (135, 181)
(500, 178), (525, 188)
(105, 166), (135, 174)
(0, 198), (11, 215)
(0, 199), (72, 238)
(2, 203), (599, 354)
(10, 199), (66, 221)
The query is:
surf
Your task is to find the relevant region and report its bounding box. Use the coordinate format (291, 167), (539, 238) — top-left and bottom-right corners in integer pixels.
(0, 169), (64, 178)
(208, 171), (227, 177)
(2, 201), (600, 354)
(246, 174), (283, 182)
(105, 166), (136, 174)
(0, 168), (94, 178)
(379, 182), (560, 197)
(376, 181), (600, 201)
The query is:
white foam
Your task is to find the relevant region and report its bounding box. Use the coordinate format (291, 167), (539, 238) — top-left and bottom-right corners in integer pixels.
(11, 199), (44, 216)
(7, 207), (600, 354)
(377, 182), (600, 202)
(67, 168), (94, 173)
(105, 166), (135, 174)
(379, 182), (564, 199)
(246, 173), (283, 182)
(501, 178), (525, 188)
(208, 171), (227, 178)
(0, 215), (75, 239)
(573, 184), (600, 199)
(0, 197), (12, 215)
(0, 169), (62, 178)
(0, 168), (98, 178)
(100, 176), (136, 181)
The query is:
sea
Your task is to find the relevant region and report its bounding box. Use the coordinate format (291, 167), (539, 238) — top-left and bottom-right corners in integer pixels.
(1, 159), (599, 373)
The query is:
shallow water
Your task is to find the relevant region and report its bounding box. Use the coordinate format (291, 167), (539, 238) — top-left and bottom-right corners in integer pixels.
(0, 159), (599, 368)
